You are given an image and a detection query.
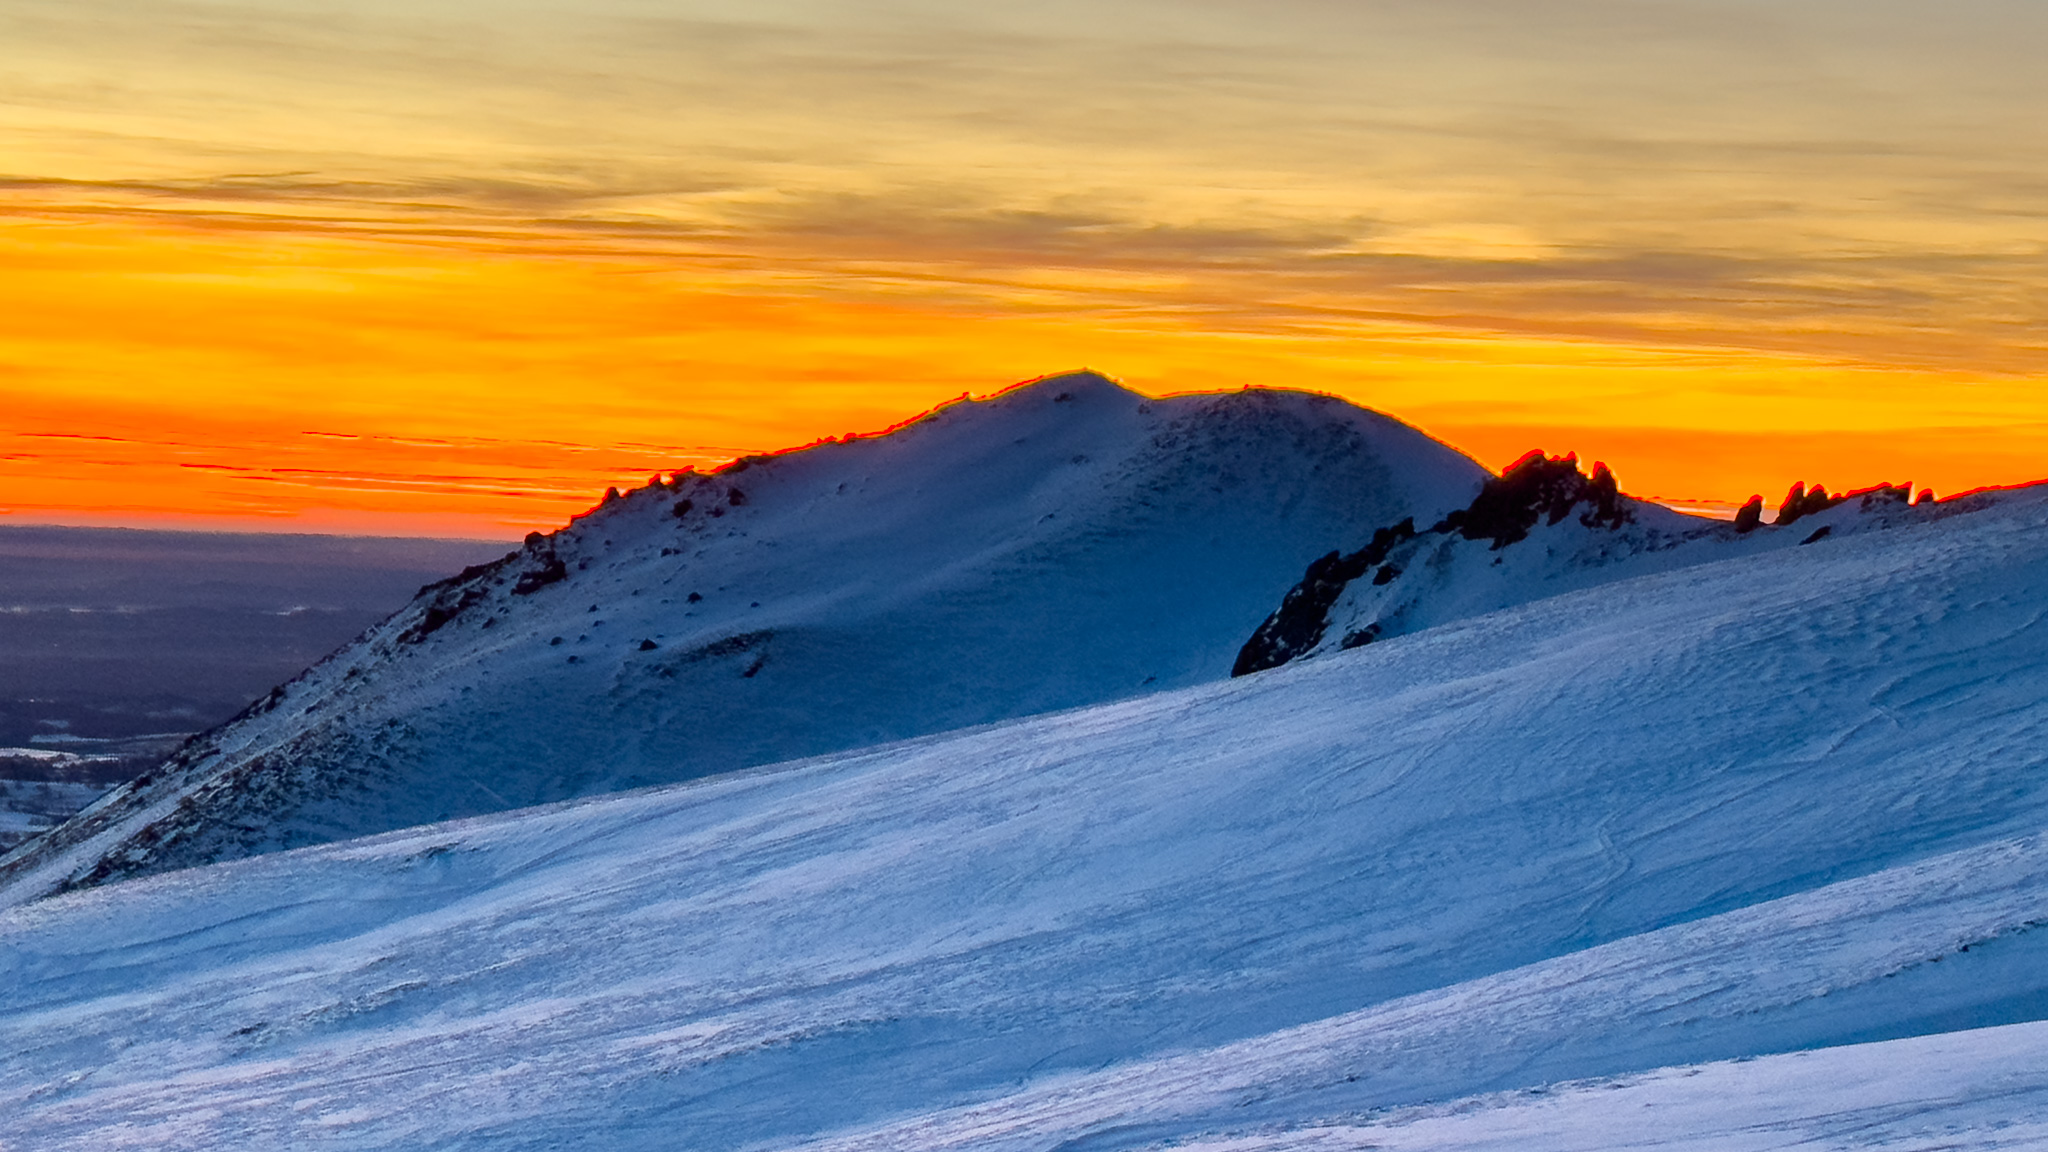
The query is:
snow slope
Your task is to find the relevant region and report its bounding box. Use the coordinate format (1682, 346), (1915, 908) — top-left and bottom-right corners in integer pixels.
(1136, 1021), (2048, 1152)
(0, 372), (1484, 901)
(1235, 450), (1939, 674)
(810, 828), (2048, 1152)
(1, 480), (2043, 1151)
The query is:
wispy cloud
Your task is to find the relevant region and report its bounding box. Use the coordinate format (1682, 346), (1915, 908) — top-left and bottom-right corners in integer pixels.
(8, 172), (2040, 376)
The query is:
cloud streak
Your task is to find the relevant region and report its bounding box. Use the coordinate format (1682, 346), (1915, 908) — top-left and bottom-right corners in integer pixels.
(8, 173), (2041, 377)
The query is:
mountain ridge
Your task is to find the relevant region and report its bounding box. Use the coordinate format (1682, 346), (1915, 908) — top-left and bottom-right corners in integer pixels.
(0, 371), (1488, 903)
(1236, 448), (1956, 675)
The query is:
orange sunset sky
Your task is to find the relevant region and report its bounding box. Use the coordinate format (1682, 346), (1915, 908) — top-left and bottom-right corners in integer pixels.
(4, 0), (2045, 538)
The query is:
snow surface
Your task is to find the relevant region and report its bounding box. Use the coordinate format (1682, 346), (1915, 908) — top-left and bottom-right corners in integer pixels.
(0, 372), (1485, 900)
(1, 480), (2044, 1151)
(1146, 1021), (2048, 1152)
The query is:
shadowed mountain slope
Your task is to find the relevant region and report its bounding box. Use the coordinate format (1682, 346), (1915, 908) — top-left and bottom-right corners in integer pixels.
(0, 372), (1485, 901)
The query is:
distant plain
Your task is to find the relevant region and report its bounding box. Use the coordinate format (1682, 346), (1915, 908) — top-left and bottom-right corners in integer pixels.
(0, 526), (501, 783)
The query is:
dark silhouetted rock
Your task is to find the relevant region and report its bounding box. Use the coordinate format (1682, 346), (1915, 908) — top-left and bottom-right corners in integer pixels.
(1580, 462), (1629, 531)
(511, 534), (569, 596)
(1775, 482), (1846, 527)
(1233, 519), (1417, 675)
(1435, 451), (1634, 549)
(1338, 623), (1381, 650)
(1733, 495), (1764, 534)
(1856, 483), (1912, 510)
(1777, 482), (1807, 525)
(511, 560), (566, 596)
(398, 556), (515, 643)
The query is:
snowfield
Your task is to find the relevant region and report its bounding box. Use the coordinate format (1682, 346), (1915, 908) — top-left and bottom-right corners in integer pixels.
(1136, 1021), (2048, 1152)
(1, 476), (2043, 1150)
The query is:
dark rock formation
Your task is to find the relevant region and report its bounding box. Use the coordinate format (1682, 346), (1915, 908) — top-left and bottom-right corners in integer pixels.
(398, 557), (512, 643)
(1774, 482), (1846, 527)
(1435, 451), (1632, 549)
(1236, 451), (1644, 677)
(1233, 520), (1416, 676)
(1857, 483), (1912, 510)
(510, 534), (568, 596)
(1733, 495), (1764, 533)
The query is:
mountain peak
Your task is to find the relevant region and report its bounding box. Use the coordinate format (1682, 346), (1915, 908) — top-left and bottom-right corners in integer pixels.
(0, 374), (1488, 902)
(1002, 368), (1132, 399)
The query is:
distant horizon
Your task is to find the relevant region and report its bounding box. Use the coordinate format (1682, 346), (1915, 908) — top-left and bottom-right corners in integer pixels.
(0, 513), (521, 544)
(9, 372), (2039, 537)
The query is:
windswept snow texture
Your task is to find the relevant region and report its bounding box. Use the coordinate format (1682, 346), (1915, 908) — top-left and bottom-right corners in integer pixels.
(1139, 1021), (2048, 1152)
(0, 372), (1484, 900)
(1, 483), (2045, 1151)
(1235, 451), (1939, 674)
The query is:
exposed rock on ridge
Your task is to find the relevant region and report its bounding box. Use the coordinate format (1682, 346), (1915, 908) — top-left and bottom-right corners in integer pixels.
(1236, 453), (1950, 676)
(1437, 450), (1630, 548)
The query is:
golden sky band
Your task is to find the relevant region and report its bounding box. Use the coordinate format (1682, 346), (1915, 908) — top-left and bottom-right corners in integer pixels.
(3, 0), (2043, 534)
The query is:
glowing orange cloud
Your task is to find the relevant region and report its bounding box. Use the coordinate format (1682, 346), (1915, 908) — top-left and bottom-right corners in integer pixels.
(2, 205), (2043, 537)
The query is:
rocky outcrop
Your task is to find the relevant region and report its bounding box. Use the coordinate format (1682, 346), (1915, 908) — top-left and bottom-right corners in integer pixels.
(510, 533), (569, 596)
(1734, 495), (1765, 533)
(1774, 481), (1847, 527)
(1232, 520), (1416, 676)
(1436, 451), (1632, 548)
(1236, 460), (1955, 678)
(1236, 452), (1645, 676)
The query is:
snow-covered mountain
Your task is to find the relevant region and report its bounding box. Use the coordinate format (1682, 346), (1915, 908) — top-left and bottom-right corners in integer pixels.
(1236, 449), (1938, 674)
(1, 478), (2042, 1151)
(0, 371), (1485, 903)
